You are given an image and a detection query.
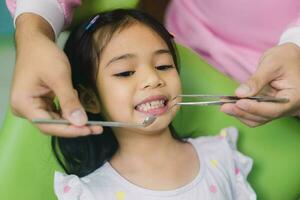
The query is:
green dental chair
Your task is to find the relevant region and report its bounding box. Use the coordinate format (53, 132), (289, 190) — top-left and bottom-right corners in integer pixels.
(0, 2), (300, 200)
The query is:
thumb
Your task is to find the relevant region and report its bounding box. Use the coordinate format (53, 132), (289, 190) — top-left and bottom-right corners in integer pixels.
(235, 65), (276, 98)
(52, 78), (87, 126)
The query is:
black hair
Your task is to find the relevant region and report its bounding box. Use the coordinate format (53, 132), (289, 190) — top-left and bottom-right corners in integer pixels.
(52, 9), (182, 177)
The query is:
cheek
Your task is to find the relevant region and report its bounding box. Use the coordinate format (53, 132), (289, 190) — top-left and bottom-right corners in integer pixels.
(167, 71), (182, 94)
(98, 77), (134, 120)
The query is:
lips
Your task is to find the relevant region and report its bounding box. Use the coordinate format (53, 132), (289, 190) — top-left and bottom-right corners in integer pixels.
(135, 95), (169, 116)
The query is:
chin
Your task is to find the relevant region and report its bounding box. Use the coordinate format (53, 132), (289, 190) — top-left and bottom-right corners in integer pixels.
(140, 115), (173, 133)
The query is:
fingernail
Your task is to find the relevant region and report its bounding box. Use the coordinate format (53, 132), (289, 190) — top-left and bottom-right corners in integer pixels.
(224, 111), (235, 116)
(222, 109), (235, 116)
(236, 84), (251, 96)
(70, 109), (86, 126)
(237, 101), (249, 110)
(93, 129), (103, 135)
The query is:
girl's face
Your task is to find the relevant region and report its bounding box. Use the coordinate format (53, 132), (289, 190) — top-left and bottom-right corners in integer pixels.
(96, 23), (181, 132)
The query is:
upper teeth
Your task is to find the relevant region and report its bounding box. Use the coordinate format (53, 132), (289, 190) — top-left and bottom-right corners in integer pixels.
(137, 100), (165, 112)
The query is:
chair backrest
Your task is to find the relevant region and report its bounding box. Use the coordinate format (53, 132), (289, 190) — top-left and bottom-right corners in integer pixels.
(72, 0), (139, 27)
(0, 41), (299, 200)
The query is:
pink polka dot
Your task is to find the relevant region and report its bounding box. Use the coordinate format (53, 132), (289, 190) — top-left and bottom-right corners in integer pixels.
(218, 135), (224, 140)
(63, 185), (71, 193)
(210, 184), (217, 193)
(235, 167), (240, 175)
(219, 130), (227, 140)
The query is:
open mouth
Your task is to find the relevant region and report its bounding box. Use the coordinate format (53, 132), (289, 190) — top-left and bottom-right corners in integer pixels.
(135, 96), (169, 116)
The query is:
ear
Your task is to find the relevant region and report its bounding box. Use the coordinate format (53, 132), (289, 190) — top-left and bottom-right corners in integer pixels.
(77, 85), (101, 114)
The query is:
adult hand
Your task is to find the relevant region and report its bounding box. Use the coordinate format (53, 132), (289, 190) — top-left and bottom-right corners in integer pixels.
(11, 13), (103, 137)
(221, 43), (300, 127)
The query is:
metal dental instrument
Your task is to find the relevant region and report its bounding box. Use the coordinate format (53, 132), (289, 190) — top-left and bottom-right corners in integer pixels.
(32, 115), (156, 128)
(32, 95), (288, 126)
(171, 94), (289, 107)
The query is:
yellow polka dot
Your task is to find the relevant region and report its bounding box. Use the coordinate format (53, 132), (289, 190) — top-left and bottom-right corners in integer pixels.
(211, 159), (218, 168)
(116, 191), (126, 200)
(220, 129), (227, 138)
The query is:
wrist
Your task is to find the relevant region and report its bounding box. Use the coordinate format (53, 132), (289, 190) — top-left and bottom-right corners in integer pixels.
(13, 0), (65, 38)
(15, 13), (55, 42)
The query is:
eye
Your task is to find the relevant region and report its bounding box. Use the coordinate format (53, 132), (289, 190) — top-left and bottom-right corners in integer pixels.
(156, 65), (174, 71)
(114, 71), (135, 77)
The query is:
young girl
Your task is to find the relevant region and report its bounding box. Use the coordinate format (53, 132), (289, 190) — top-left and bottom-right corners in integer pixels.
(53, 9), (256, 199)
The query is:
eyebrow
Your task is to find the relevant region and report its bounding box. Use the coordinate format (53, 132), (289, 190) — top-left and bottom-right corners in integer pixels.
(105, 49), (171, 68)
(154, 49), (171, 55)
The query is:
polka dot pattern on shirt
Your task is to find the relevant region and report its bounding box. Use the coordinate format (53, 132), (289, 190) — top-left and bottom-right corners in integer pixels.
(116, 191), (126, 200)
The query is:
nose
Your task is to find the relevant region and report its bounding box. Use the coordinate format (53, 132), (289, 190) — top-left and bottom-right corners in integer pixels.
(140, 68), (165, 90)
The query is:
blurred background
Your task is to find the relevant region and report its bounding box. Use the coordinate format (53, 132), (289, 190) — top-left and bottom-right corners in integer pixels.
(0, 1), (14, 127)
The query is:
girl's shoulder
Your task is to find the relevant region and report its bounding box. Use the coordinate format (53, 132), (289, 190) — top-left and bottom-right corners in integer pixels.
(54, 163), (115, 200)
(54, 172), (94, 200)
(189, 127), (253, 173)
(188, 127), (256, 199)
(189, 126), (243, 156)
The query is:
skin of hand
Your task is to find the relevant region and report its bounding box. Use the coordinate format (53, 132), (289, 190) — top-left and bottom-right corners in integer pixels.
(11, 13), (102, 137)
(221, 43), (300, 127)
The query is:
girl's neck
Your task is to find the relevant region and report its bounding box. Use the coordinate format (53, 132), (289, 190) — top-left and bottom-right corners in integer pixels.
(108, 127), (199, 191)
(111, 127), (184, 162)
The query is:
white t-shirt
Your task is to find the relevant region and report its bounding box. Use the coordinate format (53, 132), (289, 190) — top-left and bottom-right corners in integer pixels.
(54, 127), (256, 200)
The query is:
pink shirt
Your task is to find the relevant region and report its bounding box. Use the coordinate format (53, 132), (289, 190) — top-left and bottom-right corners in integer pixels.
(6, 0), (300, 82)
(165, 0), (300, 82)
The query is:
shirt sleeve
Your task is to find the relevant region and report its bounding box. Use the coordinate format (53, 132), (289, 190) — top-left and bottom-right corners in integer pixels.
(54, 171), (95, 200)
(219, 127), (257, 200)
(5, 0), (81, 38)
(278, 15), (300, 47)
(278, 26), (300, 47)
